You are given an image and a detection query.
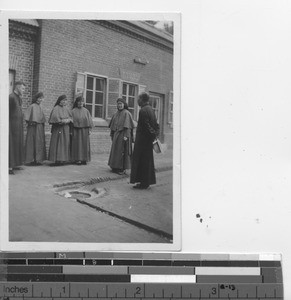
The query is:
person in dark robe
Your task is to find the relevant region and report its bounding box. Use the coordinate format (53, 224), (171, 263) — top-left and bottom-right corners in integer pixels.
(71, 96), (93, 165)
(24, 92), (46, 166)
(130, 92), (159, 189)
(48, 94), (72, 166)
(108, 98), (134, 175)
(9, 81), (26, 175)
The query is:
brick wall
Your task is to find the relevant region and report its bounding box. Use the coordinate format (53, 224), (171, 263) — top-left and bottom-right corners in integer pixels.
(44, 127), (112, 157)
(9, 27), (36, 110)
(34, 20), (173, 152)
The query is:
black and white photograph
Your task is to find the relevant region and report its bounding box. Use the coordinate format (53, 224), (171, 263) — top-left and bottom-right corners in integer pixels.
(0, 12), (181, 251)
(5, 0), (291, 297)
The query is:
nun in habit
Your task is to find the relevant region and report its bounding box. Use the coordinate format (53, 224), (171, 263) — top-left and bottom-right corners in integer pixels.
(71, 96), (93, 165)
(48, 94), (72, 166)
(108, 98), (134, 175)
(24, 92), (47, 165)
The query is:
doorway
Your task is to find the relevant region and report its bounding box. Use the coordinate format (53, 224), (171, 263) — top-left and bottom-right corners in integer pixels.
(9, 70), (15, 94)
(149, 92), (165, 142)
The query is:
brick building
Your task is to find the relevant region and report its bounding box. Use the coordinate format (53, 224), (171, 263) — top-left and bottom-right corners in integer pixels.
(9, 19), (174, 153)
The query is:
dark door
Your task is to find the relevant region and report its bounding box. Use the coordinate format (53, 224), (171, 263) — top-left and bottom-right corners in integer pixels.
(149, 92), (165, 142)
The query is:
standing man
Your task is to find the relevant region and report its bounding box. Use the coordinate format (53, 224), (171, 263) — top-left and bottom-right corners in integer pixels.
(130, 92), (159, 189)
(9, 81), (26, 174)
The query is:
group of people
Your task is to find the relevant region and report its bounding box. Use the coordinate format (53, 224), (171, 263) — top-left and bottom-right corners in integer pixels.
(9, 82), (93, 172)
(9, 81), (160, 189)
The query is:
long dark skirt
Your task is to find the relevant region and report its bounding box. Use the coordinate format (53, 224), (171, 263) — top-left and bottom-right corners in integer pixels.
(48, 124), (70, 162)
(25, 123), (46, 163)
(9, 118), (24, 168)
(71, 127), (91, 162)
(108, 130), (132, 170)
(130, 135), (156, 186)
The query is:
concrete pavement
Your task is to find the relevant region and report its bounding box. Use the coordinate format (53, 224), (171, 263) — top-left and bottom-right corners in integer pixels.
(9, 149), (174, 243)
(10, 149), (172, 187)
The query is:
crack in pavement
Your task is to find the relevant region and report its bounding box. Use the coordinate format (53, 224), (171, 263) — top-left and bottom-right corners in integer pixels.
(76, 197), (173, 242)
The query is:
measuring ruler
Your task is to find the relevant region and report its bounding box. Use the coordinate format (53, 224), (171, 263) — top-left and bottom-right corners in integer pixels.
(0, 252), (283, 300)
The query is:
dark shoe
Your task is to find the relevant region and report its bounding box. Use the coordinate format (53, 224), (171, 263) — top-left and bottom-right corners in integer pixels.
(133, 183), (149, 189)
(50, 162), (63, 167)
(81, 161), (87, 165)
(140, 185), (149, 189)
(9, 169), (15, 175)
(117, 170), (126, 175)
(26, 161), (42, 166)
(76, 161), (82, 165)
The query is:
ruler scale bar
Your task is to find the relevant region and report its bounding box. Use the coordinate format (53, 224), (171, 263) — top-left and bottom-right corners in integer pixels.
(2, 266), (269, 275)
(0, 283), (284, 298)
(0, 252), (283, 299)
(0, 274), (282, 284)
(0, 259), (282, 267)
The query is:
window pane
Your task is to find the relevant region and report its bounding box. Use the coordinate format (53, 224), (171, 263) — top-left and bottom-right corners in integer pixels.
(95, 79), (104, 91)
(129, 108), (134, 116)
(128, 97), (134, 108)
(154, 99), (159, 109)
(122, 82), (138, 120)
(95, 92), (104, 104)
(95, 105), (103, 118)
(129, 85), (135, 96)
(150, 97), (159, 109)
(122, 84), (127, 95)
(86, 104), (92, 115)
(87, 77), (94, 90)
(155, 111), (159, 119)
(86, 91), (93, 103)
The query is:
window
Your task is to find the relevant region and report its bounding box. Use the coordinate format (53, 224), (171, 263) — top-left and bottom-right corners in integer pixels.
(122, 83), (137, 118)
(75, 73), (146, 121)
(149, 94), (161, 123)
(85, 76), (106, 118)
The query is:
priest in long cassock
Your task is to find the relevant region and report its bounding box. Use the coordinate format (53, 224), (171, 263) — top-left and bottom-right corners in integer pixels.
(71, 96), (93, 165)
(130, 92), (159, 189)
(48, 94), (72, 166)
(108, 98), (134, 175)
(9, 81), (26, 175)
(24, 92), (47, 165)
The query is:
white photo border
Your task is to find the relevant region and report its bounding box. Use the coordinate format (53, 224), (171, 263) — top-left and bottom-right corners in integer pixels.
(0, 10), (181, 252)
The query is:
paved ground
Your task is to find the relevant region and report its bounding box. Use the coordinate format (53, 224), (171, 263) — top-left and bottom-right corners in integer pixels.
(9, 150), (173, 244)
(70, 170), (173, 236)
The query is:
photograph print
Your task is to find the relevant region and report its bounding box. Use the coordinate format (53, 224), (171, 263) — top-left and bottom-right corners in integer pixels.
(0, 12), (180, 251)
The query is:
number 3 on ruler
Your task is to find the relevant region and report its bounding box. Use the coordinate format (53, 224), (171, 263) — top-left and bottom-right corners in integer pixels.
(211, 287), (217, 295)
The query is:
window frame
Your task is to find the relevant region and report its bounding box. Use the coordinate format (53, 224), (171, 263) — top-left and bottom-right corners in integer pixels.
(84, 72), (108, 119)
(121, 81), (139, 120)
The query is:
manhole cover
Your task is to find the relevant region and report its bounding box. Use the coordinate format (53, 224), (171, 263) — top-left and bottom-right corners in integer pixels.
(69, 191), (91, 199)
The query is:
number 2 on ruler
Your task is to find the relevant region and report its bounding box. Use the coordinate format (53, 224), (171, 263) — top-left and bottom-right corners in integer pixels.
(135, 286), (141, 296)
